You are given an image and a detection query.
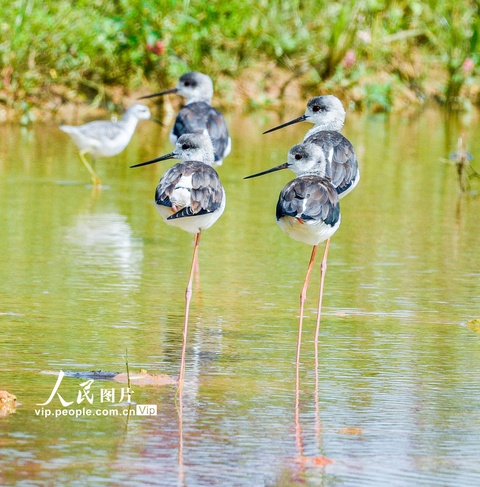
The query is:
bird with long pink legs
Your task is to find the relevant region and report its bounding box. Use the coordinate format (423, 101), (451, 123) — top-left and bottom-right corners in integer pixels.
(263, 95), (358, 377)
(132, 133), (226, 389)
(245, 142), (340, 387)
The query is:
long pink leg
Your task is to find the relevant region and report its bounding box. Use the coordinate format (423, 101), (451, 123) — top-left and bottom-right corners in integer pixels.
(314, 330), (323, 451)
(295, 368), (303, 460)
(177, 388), (185, 484)
(177, 231), (202, 388)
(296, 245), (318, 387)
(314, 238), (330, 371)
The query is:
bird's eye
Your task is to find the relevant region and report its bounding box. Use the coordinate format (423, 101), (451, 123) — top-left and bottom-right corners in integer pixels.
(295, 154), (303, 160)
(312, 105), (321, 112)
(184, 82), (191, 87)
(182, 144), (189, 150)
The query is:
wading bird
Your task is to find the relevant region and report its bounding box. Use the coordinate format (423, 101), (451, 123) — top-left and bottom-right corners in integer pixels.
(245, 143), (340, 385)
(60, 104), (153, 186)
(131, 133), (226, 388)
(140, 72), (231, 166)
(264, 95), (359, 197)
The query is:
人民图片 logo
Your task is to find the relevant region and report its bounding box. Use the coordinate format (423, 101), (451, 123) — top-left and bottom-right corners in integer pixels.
(35, 370), (157, 418)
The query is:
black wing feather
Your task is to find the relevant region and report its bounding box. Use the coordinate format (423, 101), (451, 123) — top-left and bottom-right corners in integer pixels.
(276, 176), (340, 226)
(155, 161), (223, 219)
(304, 130), (358, 196)
(173, 102), (230, 162)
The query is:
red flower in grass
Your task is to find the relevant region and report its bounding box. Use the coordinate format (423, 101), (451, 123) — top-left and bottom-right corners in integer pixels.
(146, 40), (165, 56)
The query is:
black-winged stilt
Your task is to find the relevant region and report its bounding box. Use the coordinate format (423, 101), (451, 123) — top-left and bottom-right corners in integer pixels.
(131, 133), (226, 388)
(245, 143), (340, 385)
(140, 72), (231, 166)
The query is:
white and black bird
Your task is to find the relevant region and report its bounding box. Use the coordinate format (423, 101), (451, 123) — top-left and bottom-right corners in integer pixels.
(245, 143), (340, 384)
(131, 133), (226, 387)
(60, 103), (152, 186)
(140, 72), (231, 166)
(264, 95), (359, 198)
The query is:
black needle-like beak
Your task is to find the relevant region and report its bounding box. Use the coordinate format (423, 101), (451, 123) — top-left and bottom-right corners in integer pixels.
(244, 162), (290, 179)
(263, 114), (308, 134)
(131, 151), (176, 168)
(139, 87), (178, 100)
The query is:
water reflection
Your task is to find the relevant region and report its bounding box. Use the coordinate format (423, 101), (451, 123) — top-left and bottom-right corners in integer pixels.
(287, 368), (332, 485)
(177, 391), (186, 486)
(1, 110), (480, 486)
(63, 211), (143, 290)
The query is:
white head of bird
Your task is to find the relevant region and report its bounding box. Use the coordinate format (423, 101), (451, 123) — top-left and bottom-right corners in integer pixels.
(303, 96), (346, 132)
(123, 103), (152, 121)
(140, 72), (214, 105)
(263, 95), (346, 138)
(286, 143), (328, 177)
(175, 72), (214, 104)
(244, 142), (328, 180)
(170, 132), (215, 164)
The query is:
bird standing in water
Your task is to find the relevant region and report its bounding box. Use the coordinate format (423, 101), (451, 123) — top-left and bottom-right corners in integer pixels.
(262, 96), (359, 376)
(245, 143), (340, 385)
(264, 95), (359, 197)
(131, 133), (226, 388)
(140, 72), (231, 166)
(60, 104), (152, 186)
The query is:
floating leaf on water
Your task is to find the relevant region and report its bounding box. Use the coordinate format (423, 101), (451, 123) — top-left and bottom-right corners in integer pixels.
(0, 390), (17, 417)
(295, 455), (334, 467)
(113, 370), (176, 387)
(338, 427), (364, 435)
(467, 318), (480, 334)
(311, 456), (334, 466)
(39, 369), (175, 385)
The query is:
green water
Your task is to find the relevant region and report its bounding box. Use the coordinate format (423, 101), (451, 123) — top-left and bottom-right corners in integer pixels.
(1, 109), (480, 486)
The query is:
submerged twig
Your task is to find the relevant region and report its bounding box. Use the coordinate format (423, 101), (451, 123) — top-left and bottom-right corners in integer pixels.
(125, 346), (131, 392)
(450, 132), (474, 193)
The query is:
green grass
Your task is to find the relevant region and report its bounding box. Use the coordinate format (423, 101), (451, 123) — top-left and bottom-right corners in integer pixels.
(0, 0), (479, 119)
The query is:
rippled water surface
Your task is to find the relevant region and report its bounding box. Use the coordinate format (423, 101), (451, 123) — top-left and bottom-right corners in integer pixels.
(1, 109), (480, 486)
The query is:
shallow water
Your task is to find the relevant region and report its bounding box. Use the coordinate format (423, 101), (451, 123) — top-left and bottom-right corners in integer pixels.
(1, 108), (480, 486)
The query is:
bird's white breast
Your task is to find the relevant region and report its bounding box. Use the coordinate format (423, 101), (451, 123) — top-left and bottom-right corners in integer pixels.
(277, 215), (341, 246)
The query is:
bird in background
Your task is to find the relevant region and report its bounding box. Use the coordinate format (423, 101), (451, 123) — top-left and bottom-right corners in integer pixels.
(140, 72), (231, 166)
(264, 95), (359, 198)
(60, 103), (153, 187)
(245, 142), (341, 386)
(131, 133), (226, 389)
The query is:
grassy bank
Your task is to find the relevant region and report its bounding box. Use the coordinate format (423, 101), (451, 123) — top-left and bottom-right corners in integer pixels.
(1, 0), (479, 122)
